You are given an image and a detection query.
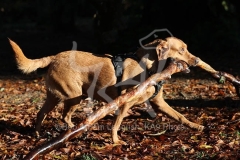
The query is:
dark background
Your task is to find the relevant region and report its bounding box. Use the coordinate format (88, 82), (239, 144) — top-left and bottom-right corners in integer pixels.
(1, 0), (240, 76)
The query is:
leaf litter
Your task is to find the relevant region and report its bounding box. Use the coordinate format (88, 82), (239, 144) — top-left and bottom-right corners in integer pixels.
(0, 73), (240, 159)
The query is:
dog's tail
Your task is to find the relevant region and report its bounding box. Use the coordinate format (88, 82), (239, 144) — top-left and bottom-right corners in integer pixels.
(9, 39), (55, 74)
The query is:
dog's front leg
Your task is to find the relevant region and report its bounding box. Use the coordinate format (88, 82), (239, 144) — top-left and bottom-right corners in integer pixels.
(112, 101), (135, 145)
(150, 89), (204, 131)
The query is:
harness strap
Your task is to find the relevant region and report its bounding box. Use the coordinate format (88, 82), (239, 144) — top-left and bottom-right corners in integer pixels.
(112, 52), (138, 95)
(112, 55), (124, 95)
(149, 80), (165, 100)
(112, 53), (164, 99)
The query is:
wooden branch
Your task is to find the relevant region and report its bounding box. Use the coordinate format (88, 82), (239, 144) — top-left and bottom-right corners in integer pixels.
(211, 71), (240, 85)
(23, 59), (189, 160)
(196, 58), (240, 96)
(212, 71), (240, 97)
(23, 57), (240, 159)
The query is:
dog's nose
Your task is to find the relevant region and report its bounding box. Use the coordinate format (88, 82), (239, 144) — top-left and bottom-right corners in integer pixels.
(191, 57), (200, 67)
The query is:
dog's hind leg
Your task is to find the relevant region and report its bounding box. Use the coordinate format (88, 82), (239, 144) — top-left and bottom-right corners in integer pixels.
(35, 91), (59, 136)
(62, 96), (82, 128)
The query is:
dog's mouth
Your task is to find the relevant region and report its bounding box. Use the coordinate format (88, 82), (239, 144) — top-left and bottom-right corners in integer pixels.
(182, 57), (201, 73)
(178, 62), (190, 73)
(172, 59), (190, 74)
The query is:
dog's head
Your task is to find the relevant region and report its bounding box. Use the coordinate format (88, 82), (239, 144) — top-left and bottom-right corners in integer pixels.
(156, 37), (198, 67)
(136, 37), (199, 73)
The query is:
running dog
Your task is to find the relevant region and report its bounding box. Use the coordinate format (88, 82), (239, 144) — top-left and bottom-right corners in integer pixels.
(10, 37), (212, 144)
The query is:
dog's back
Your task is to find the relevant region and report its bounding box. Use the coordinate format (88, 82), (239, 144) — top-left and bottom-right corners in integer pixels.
(45, 51), (119, 101)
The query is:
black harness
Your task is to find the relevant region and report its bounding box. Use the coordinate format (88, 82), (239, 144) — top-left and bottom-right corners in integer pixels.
(112, 52), (138, 83)
(112, 53), (164, 100)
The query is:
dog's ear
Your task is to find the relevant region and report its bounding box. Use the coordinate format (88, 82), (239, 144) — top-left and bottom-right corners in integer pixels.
(156, 40), (169, 60)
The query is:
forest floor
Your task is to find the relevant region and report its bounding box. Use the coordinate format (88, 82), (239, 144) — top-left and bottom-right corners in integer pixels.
(0, 72), (240, 159)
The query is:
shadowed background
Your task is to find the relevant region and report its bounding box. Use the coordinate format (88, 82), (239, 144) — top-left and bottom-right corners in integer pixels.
(1, 0), (240, 76)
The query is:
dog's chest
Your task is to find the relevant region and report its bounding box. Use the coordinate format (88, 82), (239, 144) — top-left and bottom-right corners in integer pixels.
(111, 54), (165, 99)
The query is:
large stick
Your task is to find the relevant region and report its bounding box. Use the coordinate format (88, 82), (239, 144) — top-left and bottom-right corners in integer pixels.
(23, 60), (189, 160)
(195, 58), (240, 96)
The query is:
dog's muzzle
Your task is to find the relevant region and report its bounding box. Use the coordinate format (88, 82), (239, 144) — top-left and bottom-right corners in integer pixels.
(191, 57), (200, 67)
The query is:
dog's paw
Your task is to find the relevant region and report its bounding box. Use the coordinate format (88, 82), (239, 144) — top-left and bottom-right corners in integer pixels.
(68, 123), (75, 128)
(35, 131), (40, 138)
(198, 125), (205, 132)
(113, 139), (128, 145)
(64, 120), (74, 128)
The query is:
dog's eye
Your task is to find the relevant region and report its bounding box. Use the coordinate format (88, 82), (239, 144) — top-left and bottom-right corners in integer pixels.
(179, 47), (185, 54)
